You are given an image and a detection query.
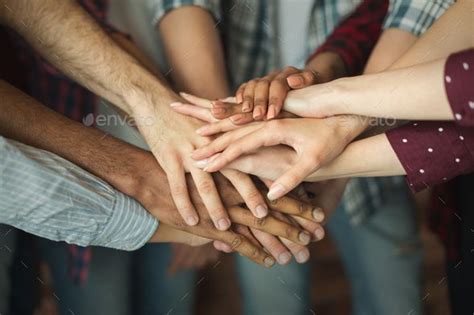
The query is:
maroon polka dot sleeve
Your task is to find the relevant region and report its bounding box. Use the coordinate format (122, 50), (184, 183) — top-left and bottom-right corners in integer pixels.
(386, 49), (474, 192)
(444, 49), (474, 126)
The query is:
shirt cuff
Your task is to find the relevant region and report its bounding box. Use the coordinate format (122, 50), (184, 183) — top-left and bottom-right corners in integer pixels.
(387, 121), (473, 192)
(151, 0), (221, 26)
(383, 0), (453, 36)
(444, 49), (474, 127)
(92, 192), (159, 251)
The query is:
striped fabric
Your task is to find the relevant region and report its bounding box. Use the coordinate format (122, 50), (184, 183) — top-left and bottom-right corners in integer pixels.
(0, 136), (158, 250)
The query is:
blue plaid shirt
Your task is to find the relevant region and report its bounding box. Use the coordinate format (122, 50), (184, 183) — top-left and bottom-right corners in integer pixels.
(151, 0), (453, 224)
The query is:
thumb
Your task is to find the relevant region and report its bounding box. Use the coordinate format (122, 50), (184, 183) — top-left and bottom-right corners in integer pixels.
(287, 70), (318, 89)
(267, 158), (319, 200)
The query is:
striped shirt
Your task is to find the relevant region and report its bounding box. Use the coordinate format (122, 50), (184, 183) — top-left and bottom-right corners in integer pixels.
(0, 136), (158, 250)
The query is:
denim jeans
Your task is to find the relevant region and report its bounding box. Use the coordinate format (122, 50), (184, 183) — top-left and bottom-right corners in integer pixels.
(327, 185), (423, 315)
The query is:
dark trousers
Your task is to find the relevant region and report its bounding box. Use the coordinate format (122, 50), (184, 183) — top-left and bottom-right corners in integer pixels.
(447, 174), (474, 314)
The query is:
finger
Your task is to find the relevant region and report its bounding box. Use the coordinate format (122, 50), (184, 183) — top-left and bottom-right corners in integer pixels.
(234, 224), (260, 247)
(287, 69), (318, 89)
(251, 228), (292, 265)
(242, 80), (257, 114)
(219, 228), (275, 268)
(211, 101), (245, 120)
(219, 96), (237, 103)
(166, 161), (199, 226)
(236, 83), (247, 105)
(266, 194), (324, 222)
(267, 67), (300, 119)
(196, 119), (242, 136)
(220, 169), (268, 218)
(170, 103), (217, 123)
(192, 124), (261, 161)
(203, 126), (281, 172)
(271, 212), (310, 263)
(190, 169), (230, 231)
(291, 215), (325, 241)
(267, 158), (320, 201)
(228, 206), (311, 245)
(253, 79), (270, 120)
(179, 92), (213, 108)
(213, 240), (233, 253)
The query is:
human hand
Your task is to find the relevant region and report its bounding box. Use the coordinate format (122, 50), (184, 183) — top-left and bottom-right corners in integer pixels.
(132, 152), (322, 268)
(193, 116), (360, 200)
(135, 92), (272, 231)
(235, 66), (320, 120)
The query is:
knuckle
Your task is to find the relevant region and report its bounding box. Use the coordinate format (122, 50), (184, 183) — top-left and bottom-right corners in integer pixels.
(254, 98), (267, 106)
(170, 184), (187, 196)
(285, 226), (294, 239)
(198, 179), (215, 194)
(250, 247), (259, 259)
(254, 216), (267, 227)
(230, 235), (243, 249)
(246, 189), (262, 204)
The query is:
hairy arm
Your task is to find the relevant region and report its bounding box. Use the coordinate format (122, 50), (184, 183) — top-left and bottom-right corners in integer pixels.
(0, 0), (174, 114)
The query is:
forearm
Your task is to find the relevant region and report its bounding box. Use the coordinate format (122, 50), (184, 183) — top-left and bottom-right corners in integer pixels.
(0, 0), (175, 116)
(321, 57), (453, 120)
(389, 0), (472, 70)
(159, 6), (229, 99)
(307, 133), (405, 181)
(0, 80), (147, 197)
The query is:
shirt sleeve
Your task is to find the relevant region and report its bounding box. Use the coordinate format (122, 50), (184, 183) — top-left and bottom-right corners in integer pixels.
(147, 0), (222, 26)
(0, 136), (158, 250)
(444, 49), (474, 127)
(307, 0), (389, 76)
(383, 0), (453, 36)
(386, 121), (474, 192)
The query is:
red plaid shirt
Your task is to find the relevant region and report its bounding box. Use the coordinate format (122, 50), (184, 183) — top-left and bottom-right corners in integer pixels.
(307, 0), (389, 76)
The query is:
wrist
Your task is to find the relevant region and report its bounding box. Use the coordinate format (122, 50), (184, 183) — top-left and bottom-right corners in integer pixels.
(306, 51), (347, 83)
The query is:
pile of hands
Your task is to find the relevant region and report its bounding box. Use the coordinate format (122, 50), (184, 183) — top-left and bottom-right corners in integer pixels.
(138, 67), (353, 271)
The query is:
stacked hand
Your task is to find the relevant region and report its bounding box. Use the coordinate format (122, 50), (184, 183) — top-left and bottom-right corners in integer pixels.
(133, 151), (325, 266)
(171, 93), (360, 201)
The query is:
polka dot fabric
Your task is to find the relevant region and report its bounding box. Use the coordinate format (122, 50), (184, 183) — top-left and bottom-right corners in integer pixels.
(444, 49), (474, 127)
(386, 49), (474, 192)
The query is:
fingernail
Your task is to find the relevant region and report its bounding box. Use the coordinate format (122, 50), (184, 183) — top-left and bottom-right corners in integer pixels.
(299, 231), (311, 244)
(242, 102), (251, 112)
(264, 256), (275, 267)
(195, 159), (209, 168)
(170, 102), (182, 107)
(267, 184), (286, 200)
(253, 107), (263, 120)
(217, 218), (230, 230)
(196, 126), (208, 135)
(314, 227), (325, 241)
(186, 215), (198, 226)
(255, 204), (268, 218)
(296, 250), (309, 263)
(267, 106), (276, 119)
(290, 76), (304, 88)
(312, 208), (325, 222)
(179, 92), (189, 97)
(278, 252), (292, 265)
